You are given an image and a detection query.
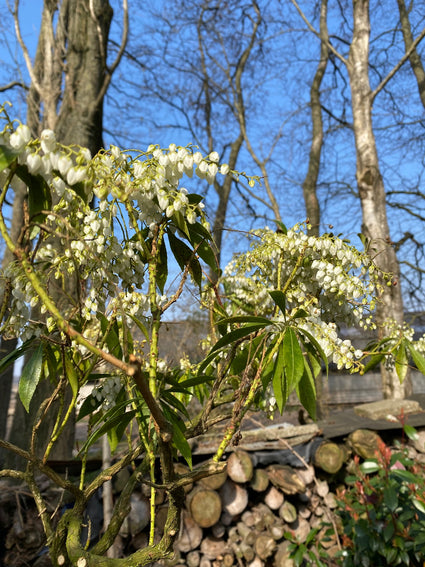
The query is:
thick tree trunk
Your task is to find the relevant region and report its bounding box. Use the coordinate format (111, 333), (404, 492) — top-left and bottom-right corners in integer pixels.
(347, 0), (409, 399)
(4, 0), (114, 468)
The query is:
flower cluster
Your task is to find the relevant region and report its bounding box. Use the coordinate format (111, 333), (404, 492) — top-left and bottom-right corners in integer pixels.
(92, 375), (123, 409)
(0, 111), (230, 342)
(222, 225), (386, 371)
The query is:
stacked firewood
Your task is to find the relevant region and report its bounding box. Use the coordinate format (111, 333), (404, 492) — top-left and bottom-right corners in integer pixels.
(143, 427), (421, 567)
(2, 427), (425, 566)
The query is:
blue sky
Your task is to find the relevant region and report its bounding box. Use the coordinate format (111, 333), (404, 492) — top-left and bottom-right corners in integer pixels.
(1, 1), (425, 310)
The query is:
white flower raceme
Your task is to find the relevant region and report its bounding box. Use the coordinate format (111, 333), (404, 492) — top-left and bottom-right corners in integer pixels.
(0, 110), (224, 343)
(221, 225), (387, 372)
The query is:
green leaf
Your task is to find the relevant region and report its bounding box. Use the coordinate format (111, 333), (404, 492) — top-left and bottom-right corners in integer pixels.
(0, 144), (18, 172)
(362, 353), (384, 374)
(198, 323), (268, 373)
(19, 343), (44, 412)
(187, 193), (204, 205)
(391, 469), (419, 483)
(290, 308), (309, 320)
(161, 390), (190, 419)
(272, 341), (287, 414)
(64, 352), (79, 398)
(70, 181), (88, 203)
(413, 498), (425, 515)
(129, 314), (150, 342)
(275, 221), (287, 234)
(0, 339), (35, 374)
(403, 424), (419, 441)
(157, 238), (168, 294)
(187, 223), (218, 276)
(77, 393), (103, 420)
(296, 361), (317, 420)
(269, 290), (286, 315)
(360, 460), (380, 474)
(80, 404), (137, 454)
(167, 375), (214, 390)
(407, 343), (425, 375)
(217, 315), (272, 327)
(107, 411), (135, 453)
(99, 314), (122, 359)
(282, 327), (304, 390)
(16, 164), (51, 223)
(163, 407), (192, 468)
(298, 329), (328, 377)
(383, 486), (398, 512)
(395, 342), (408, 383)
(167, 230), (202, 288)
(172, 210), (190, 239)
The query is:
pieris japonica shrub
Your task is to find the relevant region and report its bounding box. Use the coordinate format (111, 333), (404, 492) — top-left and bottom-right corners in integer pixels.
(0, 102), (425, 566)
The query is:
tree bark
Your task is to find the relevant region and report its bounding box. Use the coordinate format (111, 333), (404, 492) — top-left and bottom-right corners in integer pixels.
(396, 0), (425, 109)
(4, 0), (117, 467)
(301, 0), (330, 420)
(302, 0), (329, 237)
(0, 181), (26, 458)
(347, 0), (409, 399)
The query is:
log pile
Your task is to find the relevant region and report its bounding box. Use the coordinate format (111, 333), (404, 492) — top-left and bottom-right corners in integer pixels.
(2, 426), (425, 566)
(142, 427), (425, 567)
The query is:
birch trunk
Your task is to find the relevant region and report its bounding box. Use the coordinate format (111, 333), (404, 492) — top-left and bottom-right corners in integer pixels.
(347, 0), (409, 399)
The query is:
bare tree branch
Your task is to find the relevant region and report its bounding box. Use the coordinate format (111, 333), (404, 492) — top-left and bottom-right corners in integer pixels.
(289, 0), (347, 65)
(12, 0), (43, 96)
(95, 0), (129, 108)
(0, 80), (28, 92)
(371, 23), (425, 102)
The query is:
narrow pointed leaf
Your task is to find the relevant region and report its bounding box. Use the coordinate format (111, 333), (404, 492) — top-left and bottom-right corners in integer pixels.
(269, 290), (286, 315)
(272, 341), (287, 414)
(187, 224), (218, 275)
(362, 353), (384, 374)
(0, 339), (35, 374)
(298, 329), (328, 376)
(198, 323), (268, 373)
(407, 343), (425, 375)
(395, 342), (408, 383)
(167, 230), (201, 287)
(19, 343), (44, 412)
(161, 390), (190, 419)
(218, 315), (271, 326)
(80, 407), (136, 454)
(64, 352), (79, 398)
(282, 327), (304, 390)
(163, 407), (192, 468)
(157, 238), (168, 294)
(296, 361), (317, 420)
(16, 165), (52, 222)
(129, 314), (150, 342)
(99, 314), (122, 359)
(211, 323), (268, 355)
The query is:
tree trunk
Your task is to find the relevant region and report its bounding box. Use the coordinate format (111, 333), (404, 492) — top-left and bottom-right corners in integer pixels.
(300, 0), (330, 419)
(397, 0), (425, 109)
(347, 0), (409, 399)
(0, 182), (26, 461)
(4, 0), (115, 467)
(302, 0), (329, 237)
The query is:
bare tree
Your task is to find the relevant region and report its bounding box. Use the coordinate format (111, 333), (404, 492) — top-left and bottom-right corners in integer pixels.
(291, 0), (425, 398)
